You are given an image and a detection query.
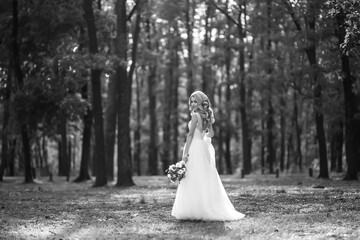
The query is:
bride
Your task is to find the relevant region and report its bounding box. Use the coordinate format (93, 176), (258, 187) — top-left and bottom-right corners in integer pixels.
(171, 91), (245, 221)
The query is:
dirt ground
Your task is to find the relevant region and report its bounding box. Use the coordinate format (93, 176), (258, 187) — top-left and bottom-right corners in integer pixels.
(0, 172), (359, 240)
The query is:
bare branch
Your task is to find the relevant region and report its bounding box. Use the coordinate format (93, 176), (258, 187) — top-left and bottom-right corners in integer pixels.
(210, 0), (239, 27)
(281, 0), (302, 31)
(127, 0), (140, 22)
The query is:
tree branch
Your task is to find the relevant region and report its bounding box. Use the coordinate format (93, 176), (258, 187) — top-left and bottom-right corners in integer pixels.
(127, 0), (140, 22)
(281, 0), (302, 31)
(210, 0), (239, 27)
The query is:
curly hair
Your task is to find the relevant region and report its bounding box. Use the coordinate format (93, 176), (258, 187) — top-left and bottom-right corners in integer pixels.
(189, 91), (215, 131)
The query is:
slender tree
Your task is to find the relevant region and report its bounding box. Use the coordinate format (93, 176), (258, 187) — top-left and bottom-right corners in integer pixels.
(129, 1), (142, 176)
(74, 26), (92, 182)
(12, 0), (33, 183)
(185, 0), (195, 96)
(266, 0), (276, 174)
(145, 4), (159, 175)
(335, 6), (359, 180)
(212, 0), (252, 174)
(224, 1), (233, 174)
(0, 52), (12, 181)
(282, 0), (329, 179)
(83, 0), (107, 187)
(116, 0), (134, 186)
(74, 83), (92, 182)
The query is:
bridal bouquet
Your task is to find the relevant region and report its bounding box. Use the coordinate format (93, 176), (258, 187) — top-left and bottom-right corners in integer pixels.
(165, 160), (186, 184)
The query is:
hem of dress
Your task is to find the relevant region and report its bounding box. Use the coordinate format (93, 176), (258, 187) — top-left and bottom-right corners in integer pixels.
(171, 214), (245, 222)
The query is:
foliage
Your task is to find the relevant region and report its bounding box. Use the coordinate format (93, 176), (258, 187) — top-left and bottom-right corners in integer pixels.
(1, 0), (360, 177)
(326, 0), (360, 57)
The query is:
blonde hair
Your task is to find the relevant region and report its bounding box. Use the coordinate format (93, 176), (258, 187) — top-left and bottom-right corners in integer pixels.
(189, 91), (215, 131)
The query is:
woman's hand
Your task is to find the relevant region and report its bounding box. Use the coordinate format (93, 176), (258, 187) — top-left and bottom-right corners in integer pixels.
(182, 154), (189, 163)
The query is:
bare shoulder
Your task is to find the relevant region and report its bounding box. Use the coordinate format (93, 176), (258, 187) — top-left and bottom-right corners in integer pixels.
(191, 112), (200, 121)
(192, 112), (201, 120)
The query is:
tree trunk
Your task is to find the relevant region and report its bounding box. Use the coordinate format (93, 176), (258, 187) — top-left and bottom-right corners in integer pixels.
(279, 95), (286, 172)
(185, 0), (194, 96)
(225, 14), (232, 174)
(0, 52), (12, 181)
(171, 37), (179, 165)
(266, 0), (275, 174)
(145, 14), (158, 175)
(313, 83), (328, 179)
(261, 105), (266, 173)
(134, 76), (141, 176)
(267, 99), (275, 174)
(217, 83), (224, 174)
(130, 6), (142, 176)
(59, 119), (69, 180)
(201, 3), (213, 100)
(104, 71), (117, 181)
(83, 0), (107, 187)
(104, 2), (117, 180)
(282, 0), (328, 178)
(162, 67), (172, 172)
(74, 84), (92, 182)
(330, 120), (343, 173)
(336, 10), (358, 180)
(305, 6), (328, 179)
(238, 2), (251, 175)
(115, 0), (134, 186)
(12, 0), (33, 183)
(286, 133), (293, 171)
(293, 87), (302, 172)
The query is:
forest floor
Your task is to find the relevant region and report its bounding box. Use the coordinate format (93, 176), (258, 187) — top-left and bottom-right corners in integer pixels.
(0, 172), (360, 240)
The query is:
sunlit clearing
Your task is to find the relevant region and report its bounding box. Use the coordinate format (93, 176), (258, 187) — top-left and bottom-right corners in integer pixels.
(10, 218), (77, 239)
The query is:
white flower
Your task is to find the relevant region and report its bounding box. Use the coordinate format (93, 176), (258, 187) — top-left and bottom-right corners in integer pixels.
(167, 174), (171, 179)
(176, 162), (182, 168)
(178, 170), (184, 175)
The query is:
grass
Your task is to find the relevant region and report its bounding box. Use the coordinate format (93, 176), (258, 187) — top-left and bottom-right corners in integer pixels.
(0, 173), (359, 240)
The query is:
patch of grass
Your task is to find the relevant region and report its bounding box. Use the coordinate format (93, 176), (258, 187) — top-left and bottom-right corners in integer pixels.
(0, 173), (359, 239)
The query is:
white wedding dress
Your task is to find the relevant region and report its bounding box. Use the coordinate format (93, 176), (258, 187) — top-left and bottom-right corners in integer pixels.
(171, 119), (245, 221)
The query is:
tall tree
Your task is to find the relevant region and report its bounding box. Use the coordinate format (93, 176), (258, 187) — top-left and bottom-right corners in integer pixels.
(201, 2), (214, 100)
(12, 0), (33, 183)
(145, 4), (159, 175)
(83, 0), (107, 187)
(104, 63), (117, 180)
(224, 1), (233, 174)
(129, 1), (142, 176)
(74, 26), (92, 182)
(185, 0), (195, 96)
(212, 0), (252, 174)
(335, 4), (359, 180)
(0, 51), (12, 181)
(266, 0), (276, 174)
(74, 83), (92, 182)
(115, 0), (134, 186)
(171, 28), (180, 165)
(282, 0), (329, 178)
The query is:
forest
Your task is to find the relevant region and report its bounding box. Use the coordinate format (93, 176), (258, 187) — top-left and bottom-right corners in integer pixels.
(0, 0), (359, 187)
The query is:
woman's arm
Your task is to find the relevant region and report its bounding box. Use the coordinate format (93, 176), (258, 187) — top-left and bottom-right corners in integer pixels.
(206, 123), (214, 138)
(182, 113), (198, 162)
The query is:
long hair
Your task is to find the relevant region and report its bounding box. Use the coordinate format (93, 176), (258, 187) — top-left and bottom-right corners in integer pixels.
(189, 91), (215, 131)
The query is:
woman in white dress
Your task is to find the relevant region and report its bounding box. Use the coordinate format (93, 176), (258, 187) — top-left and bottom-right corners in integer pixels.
(171, 91), (245, 221)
